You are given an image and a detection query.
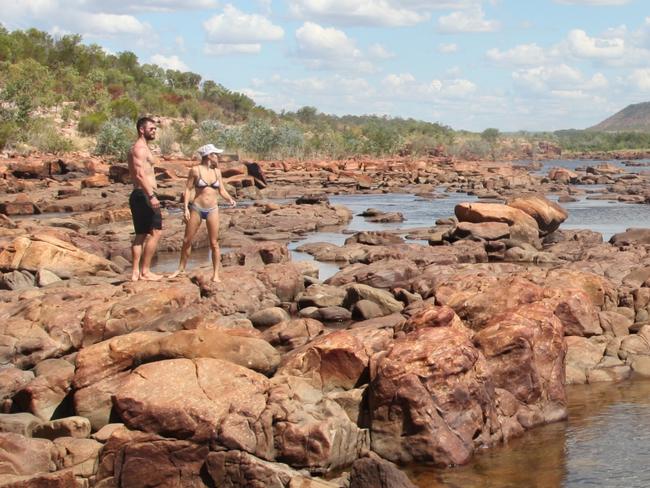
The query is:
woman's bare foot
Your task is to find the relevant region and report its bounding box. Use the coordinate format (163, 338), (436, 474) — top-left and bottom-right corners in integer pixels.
(211, 275), (221, 283)
(169, 269), (186, 279)
(140, 271), (163, 281)
(131, 271), (140, 282)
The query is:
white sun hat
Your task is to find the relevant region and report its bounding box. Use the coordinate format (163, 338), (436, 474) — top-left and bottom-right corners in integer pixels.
(197, 143), (224, 157)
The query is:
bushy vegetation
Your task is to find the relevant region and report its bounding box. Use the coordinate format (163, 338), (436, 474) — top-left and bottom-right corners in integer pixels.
(553, 130), (650, 152)
(2, 25), (650, 159)
(94, 118), (133, 162)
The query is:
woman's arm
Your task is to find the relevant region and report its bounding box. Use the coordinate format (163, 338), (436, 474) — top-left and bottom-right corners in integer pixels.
(183, 168), (196, 220)
(217, 169), (236, 207)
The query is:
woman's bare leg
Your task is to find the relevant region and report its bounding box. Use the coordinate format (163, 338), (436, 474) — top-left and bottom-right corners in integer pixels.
(206, 209), (222, 282)
(170, 210), (202, 278)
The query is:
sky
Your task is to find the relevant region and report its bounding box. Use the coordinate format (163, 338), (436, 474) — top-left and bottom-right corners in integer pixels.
(3, 0), (650, 132)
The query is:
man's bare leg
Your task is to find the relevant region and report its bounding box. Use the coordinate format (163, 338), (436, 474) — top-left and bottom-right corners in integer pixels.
(131, 234), (146, 281)
(140, 229), (162, 281)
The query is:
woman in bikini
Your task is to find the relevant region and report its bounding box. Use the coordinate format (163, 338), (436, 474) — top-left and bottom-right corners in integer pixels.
(170, 144), (236, 282)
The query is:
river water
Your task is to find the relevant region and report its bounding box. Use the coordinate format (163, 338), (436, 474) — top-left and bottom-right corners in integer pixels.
(152, 160), (650, 487)
(410, 379), (650, 488)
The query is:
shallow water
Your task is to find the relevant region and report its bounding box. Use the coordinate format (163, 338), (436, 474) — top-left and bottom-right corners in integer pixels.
(409, 378), (650, 488)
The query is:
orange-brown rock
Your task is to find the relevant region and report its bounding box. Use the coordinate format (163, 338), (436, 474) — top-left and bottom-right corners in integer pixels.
(435, 273), (545, 330)
(80, 174), (110, 189)
(369, 325), (499, 466)
(507, 195), (568, 235)
(134, 328), (281, 376)
(114, 358), (273, 452)
(0, 234), (119, 278)
(455, 202), (539, 234)
(276, 327), (393, 392)
(96, 427), (208, 488)
(474, 301), (567, 426)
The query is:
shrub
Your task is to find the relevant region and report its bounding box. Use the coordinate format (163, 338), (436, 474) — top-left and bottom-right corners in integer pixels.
(26, 118), (74, 154)
(242, 118), (277, 158)
(78, 111), (108, 135)
(109, 97), (139, 121)
(95, 117), (134, 162)
(157, 126), (176, 156)
(0, 121), (18, 150)
(275, 123), (305, 158)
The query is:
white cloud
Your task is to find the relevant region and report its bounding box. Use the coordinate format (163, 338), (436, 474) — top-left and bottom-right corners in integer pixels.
(294, 22), (375, 72)
(204, 5), (284, 43)
(204, 43), (261, 55)
(486, 43), (547, 66)
(2, 2), (153, 38)
(554, 0), (631, 5)
(150, 54), (189, 71)
(511, 64), (609, 94)
(438, 43), (458, 53)
(296, 22), (359, 58)
(430, 78), (477, 97)
(121, 0), (219, 12)
(78, 13), (150, 36)
(368, 43), (395, 59)
(202, 5), (283, 56)
(628, 69), (650, 90)
(175, 36), (186, 52)
(383, 73), (416, 87)
(288, 0), (450, 27)
(438, 6), (500, 33)
(246, 73), (374, 113)
(567, 29), (625, 59)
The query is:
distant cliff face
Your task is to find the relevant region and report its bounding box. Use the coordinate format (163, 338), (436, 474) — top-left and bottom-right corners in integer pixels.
(589, 102), (650, 131)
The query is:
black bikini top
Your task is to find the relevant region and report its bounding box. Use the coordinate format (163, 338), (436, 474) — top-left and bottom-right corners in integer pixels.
(195, 166), (220, 189)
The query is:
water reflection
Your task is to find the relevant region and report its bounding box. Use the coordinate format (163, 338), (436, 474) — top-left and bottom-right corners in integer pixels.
(409, 379), (650, 488)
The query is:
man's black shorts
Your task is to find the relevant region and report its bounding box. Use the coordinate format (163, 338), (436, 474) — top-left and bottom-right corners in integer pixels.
(129, 189), (162, 235)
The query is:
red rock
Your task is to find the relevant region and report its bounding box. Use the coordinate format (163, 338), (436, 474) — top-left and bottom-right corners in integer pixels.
(455, 202), (539, 233)
(96, 428), (208, 488)
(80, 174), (110, 189)
(369, 325), (499, 466)
(474, 301), (567, 425)
(114, 358), (273, 453)
(0, 234), (119, 278)
(507, 195), (568, 235)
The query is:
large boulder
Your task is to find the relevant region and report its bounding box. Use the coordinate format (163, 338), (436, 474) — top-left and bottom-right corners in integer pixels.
(0, 234), (119, 278)
(114, 358), (273, 455)
(506, 195), (568, 235)
(135, 328), (281, 376)
(369, 325), (499, 466)
(455, 202), (539, 234)
(276, 327), (393, 392)
(13, 359), (75, 420)
(267, 375), (369, 472)
(205, 450), (337, 488)
(96, 427), (208, 488)
(0, 433), (57, 476)
(435, 273), (545, 330)
(473, 301), (567, 426)
(81, 281), (200, 345)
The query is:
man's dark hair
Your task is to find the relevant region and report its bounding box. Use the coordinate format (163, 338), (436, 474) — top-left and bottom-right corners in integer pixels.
(136, 116), (156, 133)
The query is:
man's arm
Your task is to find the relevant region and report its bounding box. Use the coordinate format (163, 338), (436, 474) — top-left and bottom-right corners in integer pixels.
(131, 146), (160, 208)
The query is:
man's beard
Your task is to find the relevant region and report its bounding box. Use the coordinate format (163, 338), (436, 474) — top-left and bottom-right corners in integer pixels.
(145, 133), (156, 141)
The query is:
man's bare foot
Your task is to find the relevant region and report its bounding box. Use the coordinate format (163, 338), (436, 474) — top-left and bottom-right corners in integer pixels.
(169, 269), (186, 279)
(211, 275), (221, 283)
(131, 272), (140, 282)
(140, 271), (163, 281)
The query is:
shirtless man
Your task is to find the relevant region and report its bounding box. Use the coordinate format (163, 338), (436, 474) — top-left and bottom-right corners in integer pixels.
(127, 117), (162, 281)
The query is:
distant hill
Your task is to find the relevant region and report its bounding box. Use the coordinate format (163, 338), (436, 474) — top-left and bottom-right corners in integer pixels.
(589, 102), (650, 132)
